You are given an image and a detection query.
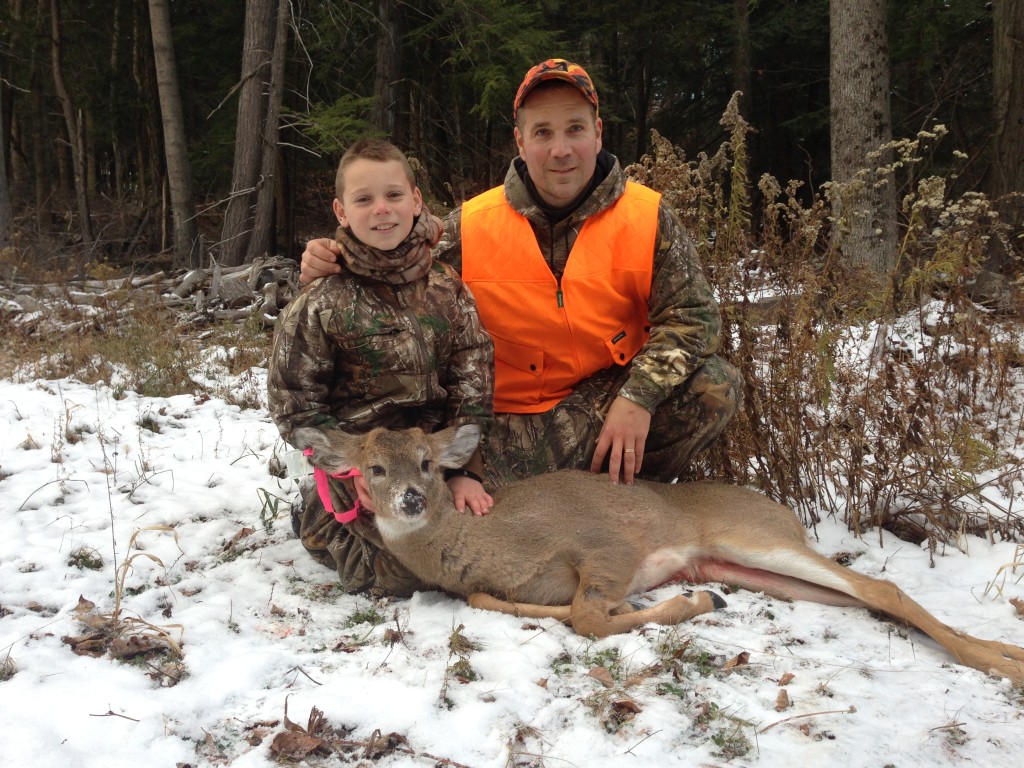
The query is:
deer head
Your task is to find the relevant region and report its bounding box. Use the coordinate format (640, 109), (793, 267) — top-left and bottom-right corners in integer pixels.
(292, 424), (481, 536)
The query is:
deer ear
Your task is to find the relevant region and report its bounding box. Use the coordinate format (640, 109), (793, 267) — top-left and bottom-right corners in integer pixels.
(291, 427), (360, 474)
(434, 424), (480, 468)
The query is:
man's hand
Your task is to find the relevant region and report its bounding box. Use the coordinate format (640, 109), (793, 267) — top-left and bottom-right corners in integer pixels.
(447, 476), (494, 516)
(590, 396), (652, 485)
(300, 238), (342, 284)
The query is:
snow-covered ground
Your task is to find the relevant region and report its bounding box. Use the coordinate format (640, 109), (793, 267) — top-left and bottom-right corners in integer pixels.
(1, 363), (1022, 768)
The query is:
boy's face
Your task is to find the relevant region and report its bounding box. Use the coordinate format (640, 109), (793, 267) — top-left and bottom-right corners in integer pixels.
(333, 158), (422, 251)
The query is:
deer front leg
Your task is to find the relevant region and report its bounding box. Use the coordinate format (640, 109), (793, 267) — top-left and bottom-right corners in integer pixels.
(570, 583), (723, 638)
(467, 593), (573, 622)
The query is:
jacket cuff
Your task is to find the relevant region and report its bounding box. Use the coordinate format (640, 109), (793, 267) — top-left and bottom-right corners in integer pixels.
(617, 372), (667, 413)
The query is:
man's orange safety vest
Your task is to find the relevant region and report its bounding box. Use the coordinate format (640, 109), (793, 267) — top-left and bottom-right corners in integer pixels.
(461, 182), (661, 413)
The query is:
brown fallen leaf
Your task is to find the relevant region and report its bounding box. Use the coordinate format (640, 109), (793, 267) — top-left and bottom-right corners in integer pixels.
(222, 527), (255, 551)
(723, 651), (750, 670)
(536, 677), (549, 688)
(1010, 597), (1024, 617)
(604, 697), (643, 729)
(588, 666), (614, 687)
(776, 689), (791, 711)
(74, 596), (96, 613)
(61, 631), (108, 657)
(108, 634), (166, 660)
(778, 672), (796, 686)
(269, 730), (328, 760)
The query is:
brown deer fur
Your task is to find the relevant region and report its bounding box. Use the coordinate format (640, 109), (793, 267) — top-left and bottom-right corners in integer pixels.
(293, 424), (1024, 681)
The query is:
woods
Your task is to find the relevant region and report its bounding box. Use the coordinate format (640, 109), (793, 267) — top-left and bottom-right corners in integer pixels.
(0, 0), (1020, 277)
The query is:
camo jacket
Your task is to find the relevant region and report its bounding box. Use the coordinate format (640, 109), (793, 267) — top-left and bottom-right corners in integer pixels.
(268, 260), (493, 444)
(435, 153), (722, 413)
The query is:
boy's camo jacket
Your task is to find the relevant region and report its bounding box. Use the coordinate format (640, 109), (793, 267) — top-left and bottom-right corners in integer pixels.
(268, 260), (494, 443)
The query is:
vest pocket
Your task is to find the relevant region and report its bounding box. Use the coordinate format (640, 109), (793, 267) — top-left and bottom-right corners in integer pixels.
(490, 331), (544, 406)
(604, 325), (645, 367)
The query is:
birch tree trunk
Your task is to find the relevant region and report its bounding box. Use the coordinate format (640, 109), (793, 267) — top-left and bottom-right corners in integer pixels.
(829, 0), (897, 278)
(148, 0), (199, 268)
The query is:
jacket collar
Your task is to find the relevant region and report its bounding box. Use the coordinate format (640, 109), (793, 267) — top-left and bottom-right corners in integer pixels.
(506, 149), (625, 227)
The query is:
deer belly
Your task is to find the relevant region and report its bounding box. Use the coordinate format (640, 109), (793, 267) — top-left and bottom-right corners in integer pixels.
(630, 547), (702, 593)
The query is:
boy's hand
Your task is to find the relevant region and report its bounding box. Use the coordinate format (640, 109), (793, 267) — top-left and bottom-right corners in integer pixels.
(300, 238), (342, 283)
(447, 476), (494, 516)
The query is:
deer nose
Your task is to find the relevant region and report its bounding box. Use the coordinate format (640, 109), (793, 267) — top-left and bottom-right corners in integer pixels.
(400, 488), (427, 517)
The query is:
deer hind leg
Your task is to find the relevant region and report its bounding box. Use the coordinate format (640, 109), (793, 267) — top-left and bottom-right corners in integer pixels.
(835, 564), (1024, 681)
(717, 546), (1024, 681)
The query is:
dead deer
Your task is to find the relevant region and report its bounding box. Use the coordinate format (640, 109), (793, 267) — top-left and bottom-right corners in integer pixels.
(293, 423), (1024, 681)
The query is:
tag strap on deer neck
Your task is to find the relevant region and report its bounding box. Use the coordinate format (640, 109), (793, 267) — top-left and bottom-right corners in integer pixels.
(303, 448), (362, 523)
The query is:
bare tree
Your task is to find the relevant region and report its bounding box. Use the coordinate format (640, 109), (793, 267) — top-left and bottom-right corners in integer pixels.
(148, 0), (199, 268)
(829, 0), (897, 277)
(50, 0), (92, 244)
(219, 0), (275, 267)
(249, 0), (290, 262)
(371, 0), (400, 137)
(0, 91), (10, 249)
(989, 0), (1024, 270)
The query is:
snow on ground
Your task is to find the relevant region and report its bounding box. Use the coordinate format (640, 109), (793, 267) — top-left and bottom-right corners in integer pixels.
(1, 366), (1022, 768)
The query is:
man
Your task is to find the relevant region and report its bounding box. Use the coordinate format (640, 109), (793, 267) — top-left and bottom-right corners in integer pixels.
(301, 58), (741, 488)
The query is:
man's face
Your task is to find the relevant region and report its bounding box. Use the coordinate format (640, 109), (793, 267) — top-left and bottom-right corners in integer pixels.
(514, 84), (603, 208)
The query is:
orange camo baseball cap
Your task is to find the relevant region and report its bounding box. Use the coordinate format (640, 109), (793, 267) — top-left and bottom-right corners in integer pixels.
(513, 58), (599, 121)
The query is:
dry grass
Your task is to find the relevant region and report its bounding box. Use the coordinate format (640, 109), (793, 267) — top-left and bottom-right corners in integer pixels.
(0, 272), (271, 403)
(627, 95), (1024, 543)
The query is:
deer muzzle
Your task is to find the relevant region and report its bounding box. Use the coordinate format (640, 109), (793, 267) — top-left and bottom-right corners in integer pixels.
(399, 488), (427, 517)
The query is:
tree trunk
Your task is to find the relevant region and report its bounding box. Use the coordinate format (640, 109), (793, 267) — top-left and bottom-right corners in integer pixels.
(734, 0), (752, 113)
(249, 0), (289, 262)
(0, 92), (11, 249)
(50, 0), (93, 244)
(989, 0), (1024, 270)
(219, 0), (274, 267)
(829, 0), (897, 278)
(370, 0), (400, 137)
(148, 0), (199, 268)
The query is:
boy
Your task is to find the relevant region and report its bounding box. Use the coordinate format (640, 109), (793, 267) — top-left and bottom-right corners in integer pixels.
(268, 138), (494, 596)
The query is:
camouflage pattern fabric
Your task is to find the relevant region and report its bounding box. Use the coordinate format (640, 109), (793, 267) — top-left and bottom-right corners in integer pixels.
(290, 477), (428, 596)
(483, 355), (741, 487)
(268, 259), (493, 442)
(269, 258), (492, 596)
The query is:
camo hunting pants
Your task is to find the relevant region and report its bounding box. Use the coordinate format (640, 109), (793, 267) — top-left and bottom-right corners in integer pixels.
(481, 354), (741, 488)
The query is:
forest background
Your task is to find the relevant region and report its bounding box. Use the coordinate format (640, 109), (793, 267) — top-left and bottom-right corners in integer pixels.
(0, 0), (1021, 276)
(1, 0), (1023, 543)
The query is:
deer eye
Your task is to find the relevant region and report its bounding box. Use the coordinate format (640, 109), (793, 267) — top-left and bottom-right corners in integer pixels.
(368, 465), (385, 476)
(420, 459), (432, 473)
